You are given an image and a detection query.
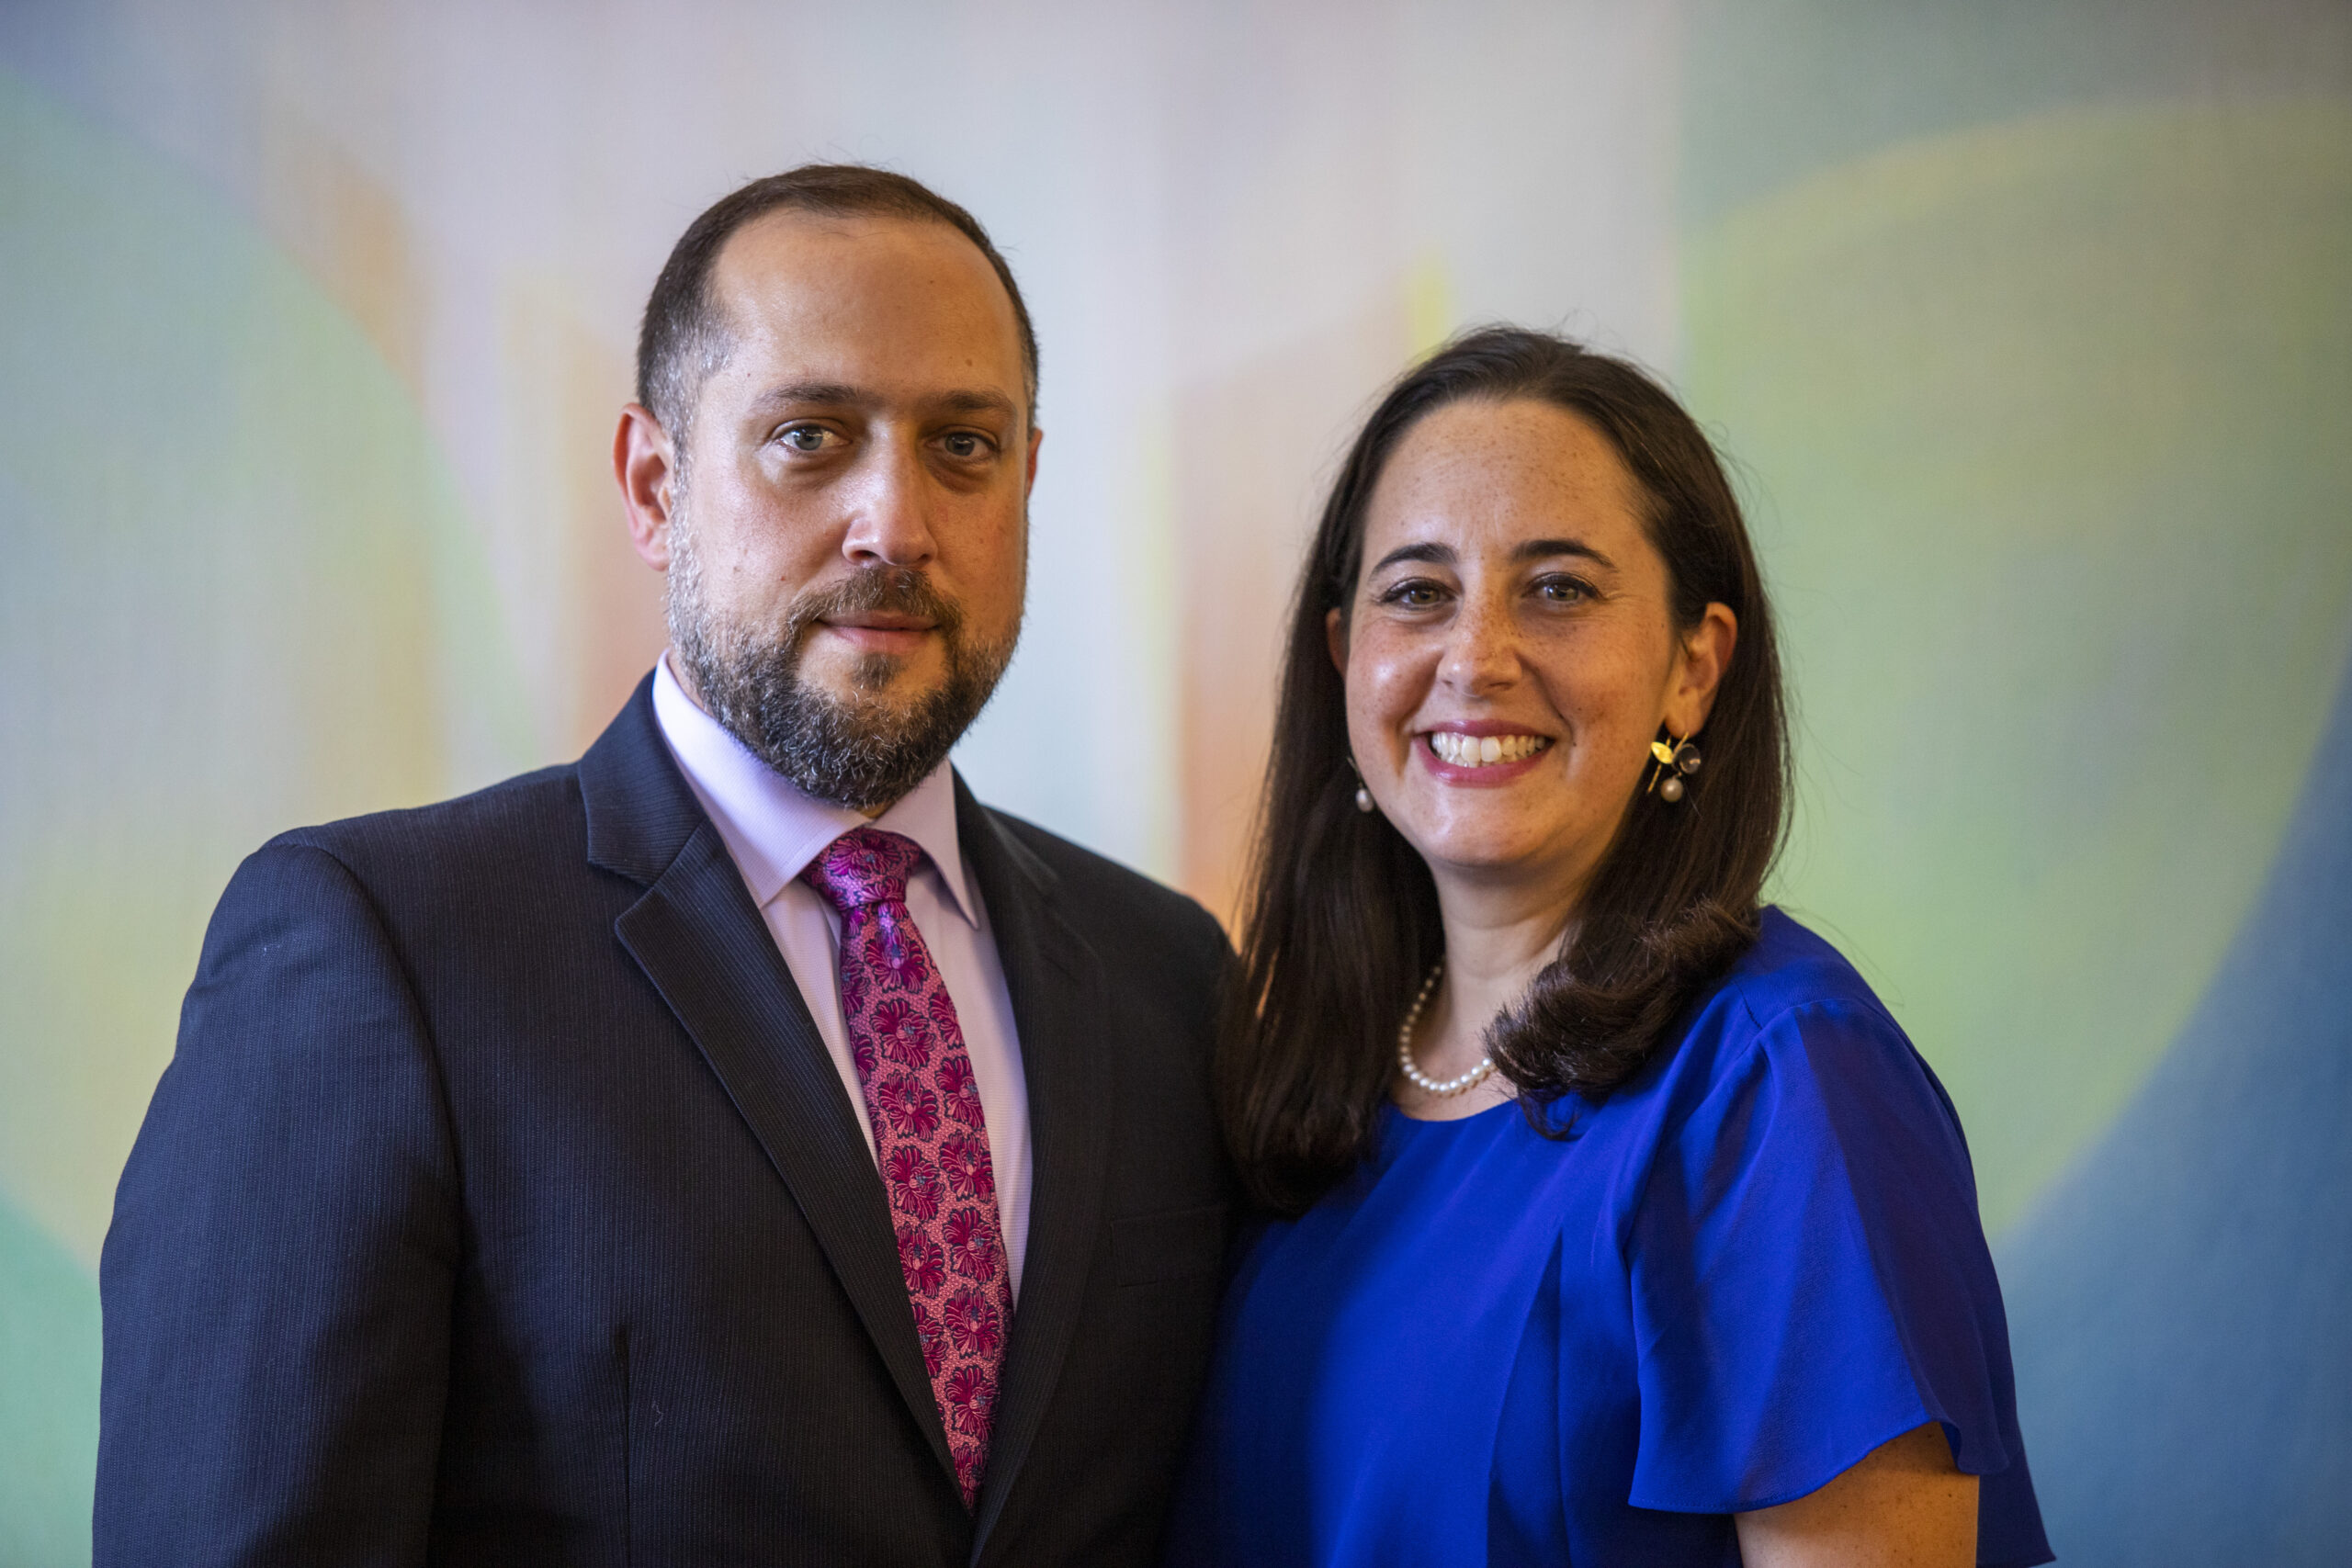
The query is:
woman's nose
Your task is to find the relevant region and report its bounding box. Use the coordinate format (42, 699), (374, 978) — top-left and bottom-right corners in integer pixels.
(1437, 595), (1521, 694)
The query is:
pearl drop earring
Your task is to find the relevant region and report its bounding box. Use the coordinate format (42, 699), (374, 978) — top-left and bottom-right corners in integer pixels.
(1646, 733), (1702, 802)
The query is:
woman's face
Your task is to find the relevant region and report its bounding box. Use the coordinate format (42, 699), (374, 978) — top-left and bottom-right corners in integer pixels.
(1331, 397), (1734, 906)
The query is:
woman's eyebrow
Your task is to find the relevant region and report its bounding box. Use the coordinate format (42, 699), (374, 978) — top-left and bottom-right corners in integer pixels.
(1368, 541), (1455, 573)
(1515, 536), (1614, 569)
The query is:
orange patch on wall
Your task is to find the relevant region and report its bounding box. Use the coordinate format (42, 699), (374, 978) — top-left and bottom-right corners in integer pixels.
(1174, 291), (1419, 925)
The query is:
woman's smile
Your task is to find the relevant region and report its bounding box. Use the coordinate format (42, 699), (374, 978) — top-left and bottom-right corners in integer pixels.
(1418, 726), (1556, 785)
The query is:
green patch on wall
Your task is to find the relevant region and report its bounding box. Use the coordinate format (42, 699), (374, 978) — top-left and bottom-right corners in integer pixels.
(0, 64), (543, 1555)
(1682, 101), (2352, 1232)
(0, 63), (538, 1266)
(0, 1200), (97, 1567)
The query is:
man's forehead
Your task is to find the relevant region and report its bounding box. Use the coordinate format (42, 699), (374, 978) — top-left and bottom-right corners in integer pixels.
(710, 210), (1003, 326)
(718, 204), (944, 265)
(704, 209), (1027, 398)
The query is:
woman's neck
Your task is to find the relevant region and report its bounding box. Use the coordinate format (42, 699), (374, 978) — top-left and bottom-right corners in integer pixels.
(1437, 854), (1586, 991)
(1393, 874), (1579, 1121)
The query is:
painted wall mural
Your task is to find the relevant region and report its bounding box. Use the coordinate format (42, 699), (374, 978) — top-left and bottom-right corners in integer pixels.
(1, 1), (2345, 1561)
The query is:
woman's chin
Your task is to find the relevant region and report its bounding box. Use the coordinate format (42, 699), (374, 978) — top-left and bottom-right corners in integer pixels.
(1404, 819), (1577, 885)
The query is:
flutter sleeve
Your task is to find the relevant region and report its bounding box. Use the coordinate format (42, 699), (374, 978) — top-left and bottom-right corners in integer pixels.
(1623, 994), (2043, 1559)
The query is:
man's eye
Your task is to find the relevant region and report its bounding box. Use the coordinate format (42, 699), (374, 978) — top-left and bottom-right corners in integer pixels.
(941, 433), (988, 459)
(779, 425), (834, 453)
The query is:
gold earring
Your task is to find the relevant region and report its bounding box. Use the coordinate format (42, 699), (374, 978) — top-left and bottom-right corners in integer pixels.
(1647, 733), (1702, 802)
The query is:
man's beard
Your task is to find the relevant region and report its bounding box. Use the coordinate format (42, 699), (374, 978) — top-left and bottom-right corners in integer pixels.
(666, 520), (1017, 813)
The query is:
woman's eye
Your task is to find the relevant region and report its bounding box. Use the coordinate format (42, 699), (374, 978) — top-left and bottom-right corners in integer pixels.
(1534, 574), (1594, 604)
(1379, 579), (1447, 609)
(778, 424), (835, 453)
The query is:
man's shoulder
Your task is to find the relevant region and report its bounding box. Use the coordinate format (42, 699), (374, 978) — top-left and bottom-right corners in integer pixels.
(977, 806), (1228, 961)
(261, 761), (592, 895)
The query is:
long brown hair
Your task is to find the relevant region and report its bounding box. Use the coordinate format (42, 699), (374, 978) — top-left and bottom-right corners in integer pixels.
(1217, 328), (1791, 1216)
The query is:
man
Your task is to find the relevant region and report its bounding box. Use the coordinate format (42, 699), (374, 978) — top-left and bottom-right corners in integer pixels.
(96, 165), (1234, 1565)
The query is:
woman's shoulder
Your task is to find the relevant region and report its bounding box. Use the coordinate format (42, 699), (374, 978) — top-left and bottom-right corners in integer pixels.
(1695, 908), (1907, 1051)
(1716, 907), (1886, 1021)
(1655, 908), (1951, 1122)
(1621, 908), (1983, 1265)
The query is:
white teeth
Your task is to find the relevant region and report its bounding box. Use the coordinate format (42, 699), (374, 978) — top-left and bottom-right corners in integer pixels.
(1430, 732), (1549, 767)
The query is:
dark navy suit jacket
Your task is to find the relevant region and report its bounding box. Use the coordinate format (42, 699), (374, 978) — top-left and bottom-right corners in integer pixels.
(96, 677), (1235, 1565)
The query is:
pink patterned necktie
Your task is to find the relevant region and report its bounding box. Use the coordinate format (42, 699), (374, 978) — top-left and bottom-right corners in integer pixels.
(801, 826), (1011, 1508)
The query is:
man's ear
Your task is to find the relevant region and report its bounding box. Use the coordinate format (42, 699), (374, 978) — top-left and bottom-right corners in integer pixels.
(1024, 424), (1044, 496)
(616, 402), (679, 570)
(1326, 606), (1350, 675)
(1665, 604), (1738, 737)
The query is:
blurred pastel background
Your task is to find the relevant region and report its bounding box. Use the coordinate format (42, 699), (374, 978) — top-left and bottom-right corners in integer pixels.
(2, 0), (2347, 1561)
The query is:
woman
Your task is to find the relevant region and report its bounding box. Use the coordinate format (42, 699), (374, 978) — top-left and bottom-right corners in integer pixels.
(1168, 330), (2050, 1567)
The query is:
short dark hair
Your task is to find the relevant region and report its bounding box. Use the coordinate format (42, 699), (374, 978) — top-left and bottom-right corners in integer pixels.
(1217, 327), (1792, 1215)
(634, 164), (1040, 442)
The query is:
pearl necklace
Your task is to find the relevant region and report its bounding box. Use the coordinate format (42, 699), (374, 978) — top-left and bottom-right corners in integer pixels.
(1395, 961), (1496, 1098)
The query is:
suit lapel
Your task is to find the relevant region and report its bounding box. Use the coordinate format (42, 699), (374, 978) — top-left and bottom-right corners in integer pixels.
(956, 782), (1115, 1559)
(582, 680), (957, 1486)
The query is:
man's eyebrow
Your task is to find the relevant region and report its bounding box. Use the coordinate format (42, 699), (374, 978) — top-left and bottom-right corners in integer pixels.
(747, 381), (866, 414)
(745, 383), (1022, 421)
(1515, 536), (1615, 569)
(937, 388), (1021, 420)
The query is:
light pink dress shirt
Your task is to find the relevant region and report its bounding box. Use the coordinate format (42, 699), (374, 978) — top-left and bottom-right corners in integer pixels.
(650, 655), (1033, 1298)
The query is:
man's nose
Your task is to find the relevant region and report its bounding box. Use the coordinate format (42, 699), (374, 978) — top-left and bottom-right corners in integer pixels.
(839, 434), (939, 568)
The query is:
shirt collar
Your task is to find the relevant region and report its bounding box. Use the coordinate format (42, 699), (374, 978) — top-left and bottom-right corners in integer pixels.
(650, 653), (977, 925)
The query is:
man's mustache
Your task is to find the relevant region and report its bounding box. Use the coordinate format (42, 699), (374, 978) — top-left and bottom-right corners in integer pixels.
(782, 567), (966, 650)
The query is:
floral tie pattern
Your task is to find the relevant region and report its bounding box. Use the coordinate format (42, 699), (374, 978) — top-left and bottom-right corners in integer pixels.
(802, 827), (1011, 1507)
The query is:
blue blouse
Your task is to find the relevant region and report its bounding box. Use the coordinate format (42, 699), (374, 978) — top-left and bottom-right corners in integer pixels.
(1167, 910), (2051, 1567)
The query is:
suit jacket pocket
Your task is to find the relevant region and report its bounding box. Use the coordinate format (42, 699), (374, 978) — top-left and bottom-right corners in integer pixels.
(1109, 1202), (1230, 1286)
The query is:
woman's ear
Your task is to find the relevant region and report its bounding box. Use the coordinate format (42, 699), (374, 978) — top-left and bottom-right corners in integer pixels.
(1665, 604), (1737, 737)
(1326, 606), (1351, 675)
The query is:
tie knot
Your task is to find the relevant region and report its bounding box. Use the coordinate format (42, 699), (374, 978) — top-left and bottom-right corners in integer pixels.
(801, 826), (924, 913)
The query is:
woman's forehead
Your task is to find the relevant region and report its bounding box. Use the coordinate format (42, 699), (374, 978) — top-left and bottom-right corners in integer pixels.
(1363, 399), (1648, 560)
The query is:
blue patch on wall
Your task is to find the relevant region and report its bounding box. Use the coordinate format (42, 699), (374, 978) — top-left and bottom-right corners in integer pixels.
(1998, 651), (2352, 1563)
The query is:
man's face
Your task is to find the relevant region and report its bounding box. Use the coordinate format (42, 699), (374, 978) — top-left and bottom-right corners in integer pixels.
(644, 210), (1038, 809)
